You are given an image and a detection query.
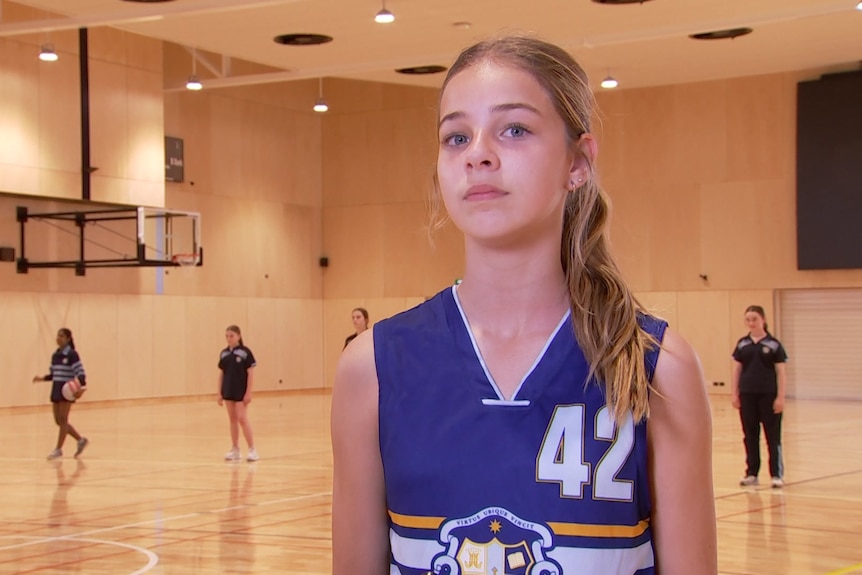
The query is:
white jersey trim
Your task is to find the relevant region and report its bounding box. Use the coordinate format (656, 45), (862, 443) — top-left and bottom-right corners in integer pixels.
(451, 284), (571, 404)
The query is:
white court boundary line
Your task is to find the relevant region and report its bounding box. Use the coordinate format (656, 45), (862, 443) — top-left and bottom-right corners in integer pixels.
(0, 490), (330, 554)
(0, 535), (159, 575)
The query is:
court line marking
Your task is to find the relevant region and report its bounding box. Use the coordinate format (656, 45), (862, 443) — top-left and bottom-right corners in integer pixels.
(0, 490), (329, 553)
(825, 563), (862, 575)
(0, 535), (158, 575)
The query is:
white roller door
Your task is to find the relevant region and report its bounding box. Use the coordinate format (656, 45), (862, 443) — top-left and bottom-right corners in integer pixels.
(778, 289), (862, 400)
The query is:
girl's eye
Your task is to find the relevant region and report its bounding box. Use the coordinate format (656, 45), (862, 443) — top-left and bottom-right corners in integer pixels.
(504, 124), (529, 138)
(443, 133), (469, 146)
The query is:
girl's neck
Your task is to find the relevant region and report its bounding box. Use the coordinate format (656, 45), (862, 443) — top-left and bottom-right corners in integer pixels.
(750, 330), (767, 340)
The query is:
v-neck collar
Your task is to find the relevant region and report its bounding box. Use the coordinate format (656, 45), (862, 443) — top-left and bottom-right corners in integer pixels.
(450, 284), (571, 406)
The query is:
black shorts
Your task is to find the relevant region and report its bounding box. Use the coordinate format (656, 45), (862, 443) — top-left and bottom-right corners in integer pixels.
(221, 381), (247, 402)
(50, 381), (75, 404)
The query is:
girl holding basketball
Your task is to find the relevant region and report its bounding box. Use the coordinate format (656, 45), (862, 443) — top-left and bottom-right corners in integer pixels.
(32, 328), (89, 460)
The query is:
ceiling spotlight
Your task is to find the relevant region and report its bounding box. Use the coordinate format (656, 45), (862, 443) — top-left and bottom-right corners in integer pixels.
(313, 78), (328, 112)
(39, 44), (58, 62)
(600, 76), (619, 89)
(375, 0), (395, 23)
(186, 75), (202, 91)
(185, 47), (203, 90)
(856, 1), (862, 10)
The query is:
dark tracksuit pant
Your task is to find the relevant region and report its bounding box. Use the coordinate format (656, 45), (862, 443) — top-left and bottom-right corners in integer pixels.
(740, 392), (783, 478)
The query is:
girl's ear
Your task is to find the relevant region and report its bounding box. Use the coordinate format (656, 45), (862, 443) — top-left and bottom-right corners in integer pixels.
(568, 133), (598, 185)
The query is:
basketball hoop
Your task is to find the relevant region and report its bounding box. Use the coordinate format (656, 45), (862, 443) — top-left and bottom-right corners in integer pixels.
(170, 253), (199, 267)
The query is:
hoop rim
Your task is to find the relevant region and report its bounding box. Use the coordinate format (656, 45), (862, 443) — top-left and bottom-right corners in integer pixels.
(170, 253), (199, 267)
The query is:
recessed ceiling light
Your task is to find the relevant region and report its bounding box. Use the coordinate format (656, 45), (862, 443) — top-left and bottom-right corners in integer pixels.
(395, 65), (447, 75)
(273, 33), (333, 46)
(591, 0), (654, 4)
(121, 0), (177, 3)
(690, 27), (753, 40)
(856, 0), (862, 10)
(452, 21), (472, 29)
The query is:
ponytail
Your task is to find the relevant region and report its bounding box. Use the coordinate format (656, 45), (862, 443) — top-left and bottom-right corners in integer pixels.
(562, 178), (656, 424)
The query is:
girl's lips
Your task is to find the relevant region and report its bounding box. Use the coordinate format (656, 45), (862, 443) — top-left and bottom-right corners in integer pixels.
(465, 185), (506, 201)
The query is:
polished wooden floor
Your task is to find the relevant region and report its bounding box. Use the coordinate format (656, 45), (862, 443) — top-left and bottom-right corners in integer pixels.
(0, 391), (860, 574)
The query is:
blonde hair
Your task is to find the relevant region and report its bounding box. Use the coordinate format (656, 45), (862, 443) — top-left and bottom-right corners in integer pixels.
(434, 34), (656, 422)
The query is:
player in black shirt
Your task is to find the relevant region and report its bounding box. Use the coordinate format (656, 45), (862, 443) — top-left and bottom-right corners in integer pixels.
(218, 325), (258, 462)
(731, 306), (788, 488)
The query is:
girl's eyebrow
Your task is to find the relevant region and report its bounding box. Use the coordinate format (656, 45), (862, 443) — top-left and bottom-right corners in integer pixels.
(438, 102), (542, 129)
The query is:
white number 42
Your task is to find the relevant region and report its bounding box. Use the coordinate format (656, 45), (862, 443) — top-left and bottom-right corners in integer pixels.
(536, 405), (635, 501)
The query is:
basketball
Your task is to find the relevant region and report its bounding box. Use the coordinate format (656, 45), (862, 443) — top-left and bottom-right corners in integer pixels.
(61, 380), (83, 402)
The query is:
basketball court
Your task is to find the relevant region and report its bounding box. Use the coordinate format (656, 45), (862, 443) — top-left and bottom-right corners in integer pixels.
(0, 392), (860, 574)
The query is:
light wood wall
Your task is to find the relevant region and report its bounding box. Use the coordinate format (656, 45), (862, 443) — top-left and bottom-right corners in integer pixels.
(0, 1), (164, 207)
(593, 72), (862, 391)
(5, 10), (862, 404)
(319, 78), (466, 386)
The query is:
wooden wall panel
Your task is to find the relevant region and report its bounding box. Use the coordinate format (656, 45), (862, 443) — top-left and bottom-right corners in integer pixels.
(151, 296), (188, 398)
(247, 298), (279, 392)
(184, 297), (222, 396)
(620, 85), (677, 184)
(725, 74), (794, 182)
(322, 205), (386, 299)
(382, 202), (432, 297)
(299, 299), (325, 391)
(37, 46), (80, 179)
(0, 38), (41, 196)
(646, 182), (702, 291)
(1, 294), (46, 408)
(89, 58), (129, 181)
(670, 81), (728, 185)
(676, 291), (731, 395)
(288, 112), (323, 207)
(163, 92), (213, 194)
(275, 298), (305, 390)
(76, 294), (119, 403)
(117, 296), (154, 399)
(321, 113), (382, 206)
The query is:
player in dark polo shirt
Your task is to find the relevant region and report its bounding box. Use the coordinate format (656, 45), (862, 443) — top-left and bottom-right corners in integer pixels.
(32, 328), (89, 460)
(218, 325), (258, 462)
(732, 305), (788, 488)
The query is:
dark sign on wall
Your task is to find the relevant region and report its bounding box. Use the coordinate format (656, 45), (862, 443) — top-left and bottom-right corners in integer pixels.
(165, 136), (184, 183)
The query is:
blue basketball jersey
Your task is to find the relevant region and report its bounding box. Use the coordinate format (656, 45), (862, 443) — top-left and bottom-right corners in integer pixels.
(374, 286), (668, 575)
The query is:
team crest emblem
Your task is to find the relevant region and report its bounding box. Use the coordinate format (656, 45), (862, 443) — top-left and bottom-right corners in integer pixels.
(762, 345), (770, 354)
(236, 356), (242, 363)
(430, 507), (561, 575)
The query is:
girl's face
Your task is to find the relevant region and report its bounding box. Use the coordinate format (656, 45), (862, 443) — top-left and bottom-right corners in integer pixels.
(436, 61), (587, 248)
(225, 330), (241, 348)
(744, 311), (766, 333)
(56, 331), (69, 348)
(352, 310), (368, 331)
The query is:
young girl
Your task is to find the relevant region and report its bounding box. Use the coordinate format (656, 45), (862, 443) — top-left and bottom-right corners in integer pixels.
(732, 305), (788, 488)
(32, 328), (89, 460)
(344, 307), (370, 349)
(331, 35), (717, 574)
(218, 325), (258, 462)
